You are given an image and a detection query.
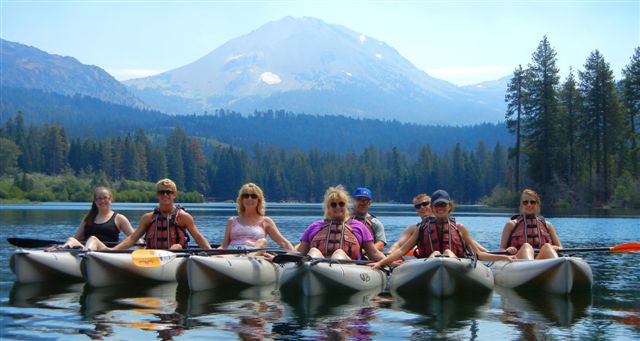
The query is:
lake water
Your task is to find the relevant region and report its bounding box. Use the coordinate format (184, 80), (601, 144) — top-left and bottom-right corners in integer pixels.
(0, 203), (639, 340)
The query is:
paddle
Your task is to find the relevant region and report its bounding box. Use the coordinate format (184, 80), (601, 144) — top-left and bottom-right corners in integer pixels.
(271, 253), (374, 265)
(6, 237), (220, 249)
(131, 247), (292, 267)
(489, 242), (640, 255)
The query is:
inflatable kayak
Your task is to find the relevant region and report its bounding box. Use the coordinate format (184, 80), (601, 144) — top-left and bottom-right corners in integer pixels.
(10, 249), (84, 283)
(83, 251), (187, 287)
(278, 260), (387, 297)
(490, 256), (593, 294)
(187, 254), (281, 291)
(389, 256), (494, 298)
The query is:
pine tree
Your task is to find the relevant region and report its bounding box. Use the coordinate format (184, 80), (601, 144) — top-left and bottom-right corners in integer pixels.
(622, 47), (640, 175)
(558, 68), (582, 185)
(505, 65), (527, 191)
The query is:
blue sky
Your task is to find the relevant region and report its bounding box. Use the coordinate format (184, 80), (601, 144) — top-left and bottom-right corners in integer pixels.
(1, 0), (638, 86)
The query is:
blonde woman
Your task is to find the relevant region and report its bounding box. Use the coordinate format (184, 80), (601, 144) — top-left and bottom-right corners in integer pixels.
(499, 189), (562, 260)
(298, 185), (385, 261)
(51, 186), (135, 251)
(221, 183), (294, 252)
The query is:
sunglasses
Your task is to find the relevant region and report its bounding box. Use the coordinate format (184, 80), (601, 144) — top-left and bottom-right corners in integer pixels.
(522, 200), (537, 206)
(330, 201), (346, 208)
(242, 193), (259, 199)
(414, 201), (430, 209)
(157, 190), (174, 196)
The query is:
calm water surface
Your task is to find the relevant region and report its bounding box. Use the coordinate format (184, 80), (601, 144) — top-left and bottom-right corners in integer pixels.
(0, 203), (639, 340)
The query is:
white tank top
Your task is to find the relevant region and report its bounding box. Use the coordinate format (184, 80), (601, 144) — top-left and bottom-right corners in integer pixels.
(228, 217), (266, 248)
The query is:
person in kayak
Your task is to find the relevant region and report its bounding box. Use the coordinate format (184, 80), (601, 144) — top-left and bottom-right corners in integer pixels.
(387, 193), (432, 254)
(350, 187), (387, 252)
(49, 186), (135, 250)
(499, 189), (562, 259)
(298, 185), (386, 261)
(110, 178), (212, 250)
(220, 183), (294, 253)
(369, 189), (513, 269)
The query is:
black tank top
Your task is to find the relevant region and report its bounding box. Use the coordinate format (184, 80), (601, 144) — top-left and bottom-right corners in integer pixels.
(83, 212), (120, 242)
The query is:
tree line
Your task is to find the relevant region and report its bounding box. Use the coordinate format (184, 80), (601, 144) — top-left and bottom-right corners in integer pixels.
(0, 112), (511, 203)
(505, 37), (639, 208)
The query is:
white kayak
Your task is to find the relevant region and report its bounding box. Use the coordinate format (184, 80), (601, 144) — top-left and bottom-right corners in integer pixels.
(84, 251), (187, 287)
(490, 256), (593, 294)
(278, 260), (387, 296)
(389, 257), (494, 298)
(187, 254), (281, 291)
(10, 249), (84, 283)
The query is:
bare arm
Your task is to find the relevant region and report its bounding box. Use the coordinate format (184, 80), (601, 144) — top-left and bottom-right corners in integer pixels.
(220, 217), (234, 249)
(180, 212), (211, 249)
(72, 220), (87, 240)
(370, 228), (420, 269)
(499, 220), (517, 254)
(374, 240), (385, 252)
(264, 217), (294, 250)
(460, 224), (512, 262)
(110, 213), (152, 250)
(388, 224), (417, 254)
(545, 221), (563, 249)
(363, 241), (385, 261)
(115, 213), (135, 236)
(298, 241), (311, 256)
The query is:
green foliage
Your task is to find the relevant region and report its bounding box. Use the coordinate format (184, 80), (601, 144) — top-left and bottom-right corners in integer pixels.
(610, 171), (640, 208)
(480, 186), (519, 208)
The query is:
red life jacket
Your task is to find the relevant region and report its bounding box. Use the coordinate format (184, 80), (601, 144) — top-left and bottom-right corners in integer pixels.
(350, 215), (375, 240)
(415, 217), (468, 258)
(507, 214), (552, 249)
(310, 220), (361, 259)
(145, 205), (190, 249)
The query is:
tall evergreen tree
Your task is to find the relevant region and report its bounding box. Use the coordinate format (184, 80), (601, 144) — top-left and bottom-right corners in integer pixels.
(505, 64), (527, 191)
(558, 68), (582, 185)
(523, 36), (561, 196)
(622, 47), (640, 175)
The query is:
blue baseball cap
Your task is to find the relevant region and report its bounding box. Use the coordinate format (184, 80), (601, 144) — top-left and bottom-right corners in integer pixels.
(431, 189), (451, 205)
(353, 187), (373, 200)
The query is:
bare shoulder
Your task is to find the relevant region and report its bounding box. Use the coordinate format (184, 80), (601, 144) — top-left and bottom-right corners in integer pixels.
(263, 216), (276, 226)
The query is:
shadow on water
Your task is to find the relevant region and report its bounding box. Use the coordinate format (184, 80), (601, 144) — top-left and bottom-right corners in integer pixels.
(392, 290), (493, 331)
(496, 286), (592, 327)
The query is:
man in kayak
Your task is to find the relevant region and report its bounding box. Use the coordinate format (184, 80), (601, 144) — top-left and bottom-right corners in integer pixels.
(298, 185), (385, 261)
(350, 187), (387, 252)
(387, 193), (432, 254)
(109, 178), (212, 250)
(370, 189), (513, 269)
(499, 188), (562, 259)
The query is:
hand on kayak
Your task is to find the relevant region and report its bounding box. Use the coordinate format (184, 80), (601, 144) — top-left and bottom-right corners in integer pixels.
(506, 246), (517, 255)
(368, 261), (384, 270)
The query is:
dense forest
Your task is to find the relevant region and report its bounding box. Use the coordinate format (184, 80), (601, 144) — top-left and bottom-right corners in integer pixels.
(504, 38), (639, 208)
(0, 37), (638, 208)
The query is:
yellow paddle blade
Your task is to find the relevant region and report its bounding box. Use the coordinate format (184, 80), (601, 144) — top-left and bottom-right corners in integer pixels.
(131, 249), (176, 267)
(610, 242), (640, 253)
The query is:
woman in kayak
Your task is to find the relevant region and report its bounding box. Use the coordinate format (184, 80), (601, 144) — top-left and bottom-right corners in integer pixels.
(220, 182), (294, 252)
(298, 185), (385, 261)
(110, 178), (212, 250)
(50, 186), (135, 250)
(499, 189), (562, 259)
(370, 189), (513, 269)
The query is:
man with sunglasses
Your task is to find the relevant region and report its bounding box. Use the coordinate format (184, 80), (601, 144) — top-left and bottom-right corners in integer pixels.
(350, 187), (387, 252)
(110, 178), (212, 250)
(387, 193), (432, 254)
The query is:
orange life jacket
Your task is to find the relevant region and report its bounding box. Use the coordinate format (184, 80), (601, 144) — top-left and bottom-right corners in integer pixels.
(507, 214), (552, 249)
(350, 215), (375, 240)
(310, 220), (361, 259)
(145, 205), (189, 249)
(415, 217), (468, 258)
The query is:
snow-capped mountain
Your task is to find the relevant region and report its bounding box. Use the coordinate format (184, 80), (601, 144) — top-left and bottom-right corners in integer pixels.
(125, 17), (507, 124)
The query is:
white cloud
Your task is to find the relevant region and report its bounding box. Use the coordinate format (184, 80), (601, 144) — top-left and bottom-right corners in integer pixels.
(343, 70), (352, 77)
(359, 34), (366, 44)
(260, 71), (282, 85)
(105, 68), (164, 81)
(375, 53), (382, 60)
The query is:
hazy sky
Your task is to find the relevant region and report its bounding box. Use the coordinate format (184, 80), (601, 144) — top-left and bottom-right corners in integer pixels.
(1, 0), (638, 86)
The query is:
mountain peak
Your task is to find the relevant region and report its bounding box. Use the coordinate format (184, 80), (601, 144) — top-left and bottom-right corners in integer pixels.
(124, 16), (505, 124)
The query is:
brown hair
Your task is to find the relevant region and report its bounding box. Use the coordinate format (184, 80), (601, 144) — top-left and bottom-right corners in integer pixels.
(412, 194), (430, 205)
(83, 186), (112, 225)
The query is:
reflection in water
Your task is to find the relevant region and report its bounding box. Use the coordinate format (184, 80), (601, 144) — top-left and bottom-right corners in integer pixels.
(183, 284), (279, 317)
(392, 290), (492, 332)
(497, 286), (592, 340)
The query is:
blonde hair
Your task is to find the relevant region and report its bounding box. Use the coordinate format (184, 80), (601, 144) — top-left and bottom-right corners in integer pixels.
(520, 188), (542, 213)
(156, 178), (177, 193)
(323, 185), (351, 221)
(413, 194), (430, 205)
(236, 183), (266, 216)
